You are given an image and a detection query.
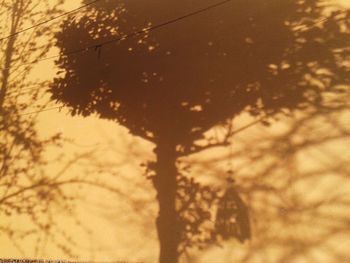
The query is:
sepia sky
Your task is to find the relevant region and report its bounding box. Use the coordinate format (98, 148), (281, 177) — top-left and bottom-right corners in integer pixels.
(1, 0), (350, 262)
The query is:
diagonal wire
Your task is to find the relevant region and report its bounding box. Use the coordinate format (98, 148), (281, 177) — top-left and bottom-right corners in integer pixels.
(0, 0), (103, 42)
(6, 1), (350, 111)
(2, 0), (234, 72)
(5, 1), (350, 75)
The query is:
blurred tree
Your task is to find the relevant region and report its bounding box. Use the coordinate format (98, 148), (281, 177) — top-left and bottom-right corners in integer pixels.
(188, 95), (350, 262)
(0, 0), (80, 257)
(50, 0), (350, 262)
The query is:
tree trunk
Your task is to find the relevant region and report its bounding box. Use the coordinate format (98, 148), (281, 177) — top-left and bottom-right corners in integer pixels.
(0, 2), (19, 107)
(152, 139), (181, 263)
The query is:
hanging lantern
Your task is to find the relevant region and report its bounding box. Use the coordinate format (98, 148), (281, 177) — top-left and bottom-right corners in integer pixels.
(215, 181), (251, 243)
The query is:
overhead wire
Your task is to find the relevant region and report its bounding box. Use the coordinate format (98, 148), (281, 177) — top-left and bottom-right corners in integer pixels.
(5, 2), (350, 73)
(1, 0), (104, 100)
(0, 0), (103, 42)
(4, 1), (349, 116)
(2, 0), (235, 72)
(6, 5), (350, 99)
(4, 0), (236, 101)
(7, 0), (235, 117)
(19, 106), (63, 116)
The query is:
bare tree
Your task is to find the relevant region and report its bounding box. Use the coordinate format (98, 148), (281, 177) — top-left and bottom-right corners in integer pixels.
(0, 0), (85, 257)
(186, 95), (350, 262)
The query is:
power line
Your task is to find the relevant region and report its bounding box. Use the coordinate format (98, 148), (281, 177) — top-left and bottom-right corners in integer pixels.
(3, 1), (348, 164)
(6, 6), (349, 99)
(5, 2), (350, 100)
(4, 2), (349, 73)
(20, 106), (62, 116)
(0, 0), (102, 42)
(3, 0), (234, 71)
(3, 0), (236, 101)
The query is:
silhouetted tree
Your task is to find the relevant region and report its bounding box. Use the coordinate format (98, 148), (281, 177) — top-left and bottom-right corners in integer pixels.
(50, 0), (350, 262)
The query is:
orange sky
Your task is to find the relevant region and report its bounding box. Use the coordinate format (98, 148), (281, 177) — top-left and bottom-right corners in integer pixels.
(1, 0), (350, 262)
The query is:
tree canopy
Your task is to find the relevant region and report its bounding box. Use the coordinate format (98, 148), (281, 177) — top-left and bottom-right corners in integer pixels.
(51, 0), (350, 150)
(49, 1), (350, 262)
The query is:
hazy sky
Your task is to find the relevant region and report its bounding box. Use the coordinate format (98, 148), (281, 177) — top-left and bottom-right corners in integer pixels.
(1, 0), (350, 262)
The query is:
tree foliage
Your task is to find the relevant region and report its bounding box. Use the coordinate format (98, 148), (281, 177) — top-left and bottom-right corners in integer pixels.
(52, 0), (350, 148)
(50, 0), (350, 262)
